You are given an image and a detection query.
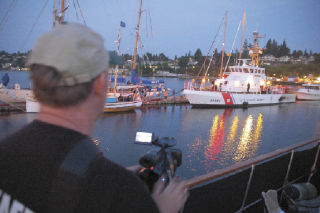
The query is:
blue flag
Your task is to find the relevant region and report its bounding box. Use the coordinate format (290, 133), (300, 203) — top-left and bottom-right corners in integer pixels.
(1, 73), (9, 87)
(120, 21), (126, 28)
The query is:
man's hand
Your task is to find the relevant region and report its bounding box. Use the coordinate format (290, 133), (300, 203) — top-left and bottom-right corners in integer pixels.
(152, 176), (189, 213)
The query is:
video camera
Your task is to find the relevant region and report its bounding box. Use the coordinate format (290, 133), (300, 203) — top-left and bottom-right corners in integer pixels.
(134, 132), (182, 191)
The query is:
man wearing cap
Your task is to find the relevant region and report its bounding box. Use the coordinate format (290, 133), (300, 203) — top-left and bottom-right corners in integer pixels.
(0, 23), (188, 213)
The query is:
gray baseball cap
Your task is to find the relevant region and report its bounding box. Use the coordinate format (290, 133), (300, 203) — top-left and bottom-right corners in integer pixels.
(28, 23), (109, 86)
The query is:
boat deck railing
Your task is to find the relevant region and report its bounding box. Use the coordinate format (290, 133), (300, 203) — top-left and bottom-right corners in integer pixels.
(185, 138), (320, 212)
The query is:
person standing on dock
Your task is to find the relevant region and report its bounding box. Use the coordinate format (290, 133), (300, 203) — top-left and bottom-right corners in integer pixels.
(0, 23), (188, 213)
(164, 89), (168, 99)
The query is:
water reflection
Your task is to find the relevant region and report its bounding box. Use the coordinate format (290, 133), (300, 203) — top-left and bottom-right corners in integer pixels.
(227, 116), (239, 143)
(254, 114), (263, 144)
(233, 113), (263, 161)
(187, 108), (264, 173)
(233, 115), (254, 161)
(222, 115), (239, 166)
(204, 111), (227, 171)
(186, 137), (204, 172)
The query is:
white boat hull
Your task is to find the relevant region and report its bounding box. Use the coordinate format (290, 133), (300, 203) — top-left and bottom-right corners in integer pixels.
(24, 99), (143, 113)
(279, 94), (296, 103)
(104, 101), (142, 112)
(26, 97), (40, 113)
(183, 89), (286, 107)
(296, 92), (320, 101)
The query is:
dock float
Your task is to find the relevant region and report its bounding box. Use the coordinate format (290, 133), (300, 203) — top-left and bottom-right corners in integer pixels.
(0, 103), (25, 113)
(142, 96), (189, 105)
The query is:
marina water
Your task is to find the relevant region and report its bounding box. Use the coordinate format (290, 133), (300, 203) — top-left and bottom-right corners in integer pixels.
(1, 71), (320, 179)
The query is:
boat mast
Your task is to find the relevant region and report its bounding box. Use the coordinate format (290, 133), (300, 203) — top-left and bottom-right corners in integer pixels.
(219, 11), (228, 78)
(53, 0), (66, 26)
(132, 0), (143, 70)
(239, 10), (246, 61)
(53, 0), (57, 28)
(114, 26), (122, 92)
(248, 31), (265, 66)
(60, 0), (65, 22)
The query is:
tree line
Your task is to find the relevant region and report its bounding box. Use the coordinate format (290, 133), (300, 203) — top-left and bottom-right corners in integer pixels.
(125, 38), (319, 77)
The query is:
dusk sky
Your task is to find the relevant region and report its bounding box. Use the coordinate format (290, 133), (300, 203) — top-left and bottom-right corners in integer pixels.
(0, 0), (319, 59)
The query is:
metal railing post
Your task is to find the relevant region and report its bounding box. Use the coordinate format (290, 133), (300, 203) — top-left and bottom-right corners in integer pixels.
(307, 143), (320, 183)
(239, 164), (255, 212)
(280, 150), (295, 203)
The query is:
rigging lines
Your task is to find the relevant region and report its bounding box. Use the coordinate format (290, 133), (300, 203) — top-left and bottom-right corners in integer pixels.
(0, 0), (18, 33)
(19, 0), (50, 52)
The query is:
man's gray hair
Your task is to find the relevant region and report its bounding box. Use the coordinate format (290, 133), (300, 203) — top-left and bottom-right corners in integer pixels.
(30, 64), (96, 107)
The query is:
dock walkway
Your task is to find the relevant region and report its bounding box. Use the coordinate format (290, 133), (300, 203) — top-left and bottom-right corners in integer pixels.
(142, 96), (189, 105)
(0, 103), (25, 113)
(0, 97), (190, 113)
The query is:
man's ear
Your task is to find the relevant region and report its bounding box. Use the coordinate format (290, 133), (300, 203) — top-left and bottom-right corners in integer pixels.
(92, 72), (107, 96)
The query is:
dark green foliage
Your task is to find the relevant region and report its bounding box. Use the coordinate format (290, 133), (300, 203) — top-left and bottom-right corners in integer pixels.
(266, 64), (320, 78)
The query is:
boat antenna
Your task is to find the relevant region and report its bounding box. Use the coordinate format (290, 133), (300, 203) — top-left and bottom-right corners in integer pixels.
(219, 11), (228, 79)
(132, 0), (143, 70)
(239, 10), (246, 62)
(248, 31), (265, 66)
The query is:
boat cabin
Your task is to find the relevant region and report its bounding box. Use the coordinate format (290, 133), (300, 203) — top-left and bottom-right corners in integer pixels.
(301, 84), (320, 90)
(215, 61), (267, 93)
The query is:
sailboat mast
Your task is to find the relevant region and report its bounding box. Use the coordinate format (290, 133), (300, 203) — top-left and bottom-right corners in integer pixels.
(116, 28), (122, 55)
(114, 27), (122, 91)
(53, 0), (56, 28)
(60, 0), (65, 22)
(219, 11), (228, 79)
(132, 0), (143, 70)
(239, 10), (246, 61)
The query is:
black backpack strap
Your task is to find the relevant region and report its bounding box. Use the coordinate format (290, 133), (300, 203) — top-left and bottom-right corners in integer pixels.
(46, 137), (99, 213)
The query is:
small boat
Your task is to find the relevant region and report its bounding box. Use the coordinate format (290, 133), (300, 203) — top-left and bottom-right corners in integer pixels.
(25, 92), (143, 113)
(103, 95), (142, 112)
(296, 84), (320, 101)
(104, 91), (142, 113)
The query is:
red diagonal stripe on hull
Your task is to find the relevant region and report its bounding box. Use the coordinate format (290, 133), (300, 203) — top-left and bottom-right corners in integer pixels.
(221, 92), (234, 105)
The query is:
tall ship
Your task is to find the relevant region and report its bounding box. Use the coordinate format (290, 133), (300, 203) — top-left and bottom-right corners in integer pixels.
(183, 30), (296, 108)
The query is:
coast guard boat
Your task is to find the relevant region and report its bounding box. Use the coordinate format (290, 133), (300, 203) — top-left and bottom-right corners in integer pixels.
(183, 31), (296, 108)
